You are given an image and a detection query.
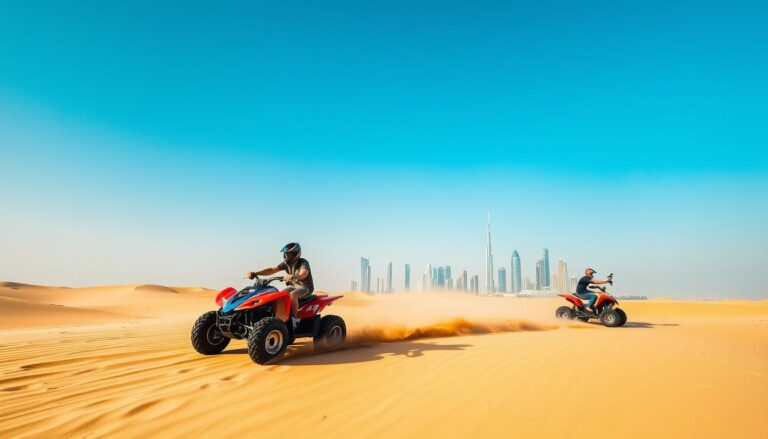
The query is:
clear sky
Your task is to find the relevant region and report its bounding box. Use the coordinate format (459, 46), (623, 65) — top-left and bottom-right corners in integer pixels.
(1, 1), (766, 298)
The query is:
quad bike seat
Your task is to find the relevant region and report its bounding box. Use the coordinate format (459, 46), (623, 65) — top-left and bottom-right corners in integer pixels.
(298, 294), (317, 306)
(559, 293), (586, 305)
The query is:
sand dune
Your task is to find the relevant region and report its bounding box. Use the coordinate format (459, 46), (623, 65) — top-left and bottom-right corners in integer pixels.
(0, 296), (126, 329)
(1, 282), (766, 438)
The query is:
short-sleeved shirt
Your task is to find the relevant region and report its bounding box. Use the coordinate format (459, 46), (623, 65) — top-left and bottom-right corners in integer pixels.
(278, 258), (314, 292)
(576, 275), (593, 294)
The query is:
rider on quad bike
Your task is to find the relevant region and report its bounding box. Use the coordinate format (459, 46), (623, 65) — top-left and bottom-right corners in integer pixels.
(191, 243), (345, 364)
(575, 268), (612, 315)
(247, 242), (312, 331)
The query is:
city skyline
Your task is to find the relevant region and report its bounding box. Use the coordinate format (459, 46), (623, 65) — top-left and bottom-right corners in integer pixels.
(353, 231), (575, 296)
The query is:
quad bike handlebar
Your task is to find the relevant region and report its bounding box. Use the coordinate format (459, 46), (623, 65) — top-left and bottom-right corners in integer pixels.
(244, 274), (283, 287)
(252, 275), (283, 287)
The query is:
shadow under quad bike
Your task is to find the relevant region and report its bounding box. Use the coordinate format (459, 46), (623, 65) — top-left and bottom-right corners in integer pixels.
(555, 273), (627, 327)
(191, 275), (345, 364)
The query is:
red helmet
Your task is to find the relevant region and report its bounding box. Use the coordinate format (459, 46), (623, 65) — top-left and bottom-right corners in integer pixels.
(585, 267), (596, 276)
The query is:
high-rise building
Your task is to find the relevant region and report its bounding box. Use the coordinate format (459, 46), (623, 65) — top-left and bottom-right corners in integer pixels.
(426, 263), (434, 290)
(404, 264), (411, 291)
(360, 258), (371, 293)
(437, 266), (446, 287)
(485, 213), (495, 293)
(469, 274), (480, 294)
(461, 270), (468, 292)
(570, 276), (577, 293)
(445, 266), (452, 283)
(540, 249), (550, 288)
(557, 260), (568, 293)
(386, 262), (393, 293)
(535, 260), (543, 290)
(511, 250), (521, 293)
(498, 267), (507, 293)
(351, 281), (357, 291)
(523, 276), (533, 290)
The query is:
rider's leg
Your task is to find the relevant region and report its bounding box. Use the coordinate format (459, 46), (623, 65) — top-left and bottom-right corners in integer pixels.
(585, 292), (598, 311)
(287, 287), (309, 319)
(575, 292), (598, 312)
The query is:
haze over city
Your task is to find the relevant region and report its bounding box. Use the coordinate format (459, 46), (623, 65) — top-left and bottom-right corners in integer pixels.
(1, 1), (766, 298)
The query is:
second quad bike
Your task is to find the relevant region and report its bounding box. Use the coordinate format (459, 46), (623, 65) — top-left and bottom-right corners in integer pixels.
(555, 273), (627, 327)
(191, 275), (346, 364)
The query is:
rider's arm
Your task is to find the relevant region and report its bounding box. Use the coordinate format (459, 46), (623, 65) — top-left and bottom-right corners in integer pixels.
(249, 266), (282, 277)
(590, 279), (610, 285)
(290, 266), (309, 281)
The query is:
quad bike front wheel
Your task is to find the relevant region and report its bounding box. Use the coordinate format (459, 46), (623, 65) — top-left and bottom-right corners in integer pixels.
(191, 311), (231, 355)
(248, 317), (289, 364)
(314, 315), (347, 350)
(615, 308), (628, 326)
(600, 308), (622, 327)
(555, 306), (575, 320)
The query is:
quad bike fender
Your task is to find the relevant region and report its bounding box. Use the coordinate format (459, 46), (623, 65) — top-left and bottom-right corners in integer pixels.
(558, 293), (584, 308)
(215, 287), (237, 308)
(234, 290), (291, 320)
(594, 293), (617, 309)
(297, 294), (342, 319)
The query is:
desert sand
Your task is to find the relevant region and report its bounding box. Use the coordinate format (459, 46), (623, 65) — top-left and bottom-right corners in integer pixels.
(1, 281), (766, 438)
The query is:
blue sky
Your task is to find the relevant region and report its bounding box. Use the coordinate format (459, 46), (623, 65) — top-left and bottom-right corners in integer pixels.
(1, 1), (766, 297)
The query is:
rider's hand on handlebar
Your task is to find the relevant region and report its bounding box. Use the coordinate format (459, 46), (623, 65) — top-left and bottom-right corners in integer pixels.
(282, 274), (293, 282)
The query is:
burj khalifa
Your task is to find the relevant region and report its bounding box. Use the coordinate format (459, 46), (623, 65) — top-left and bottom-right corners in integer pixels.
(485, 213), (494, 293)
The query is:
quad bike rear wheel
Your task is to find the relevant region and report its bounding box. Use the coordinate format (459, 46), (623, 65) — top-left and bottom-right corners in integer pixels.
(555, 306), (575, 320)
(616, 308), (627, 326)
(314, 315), (347, 350)
(191, 311), (230, 355)
(600, 308), (621, 327)
(248, 317), (289, 364)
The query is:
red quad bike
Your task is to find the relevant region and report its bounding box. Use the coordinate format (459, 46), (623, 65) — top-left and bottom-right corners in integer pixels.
(555, 273), (627, 327)
(191, 275), (346, 364)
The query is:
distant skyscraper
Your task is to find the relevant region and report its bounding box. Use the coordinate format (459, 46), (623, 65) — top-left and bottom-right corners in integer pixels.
(386, 262), (393, 293)
(404, 264), (411, 291)
(351, 281), (357, 291)
(470, 274), (480, 294)
(498, 267), (507, 293)
(437, 266), (446, 287)
(511, 250), (521, 293)
(461, 270), (468, 292)
(535, 260), (543, 290)
(570, 276), (577, 293)
(485, 213), (495, 293)
(540, 249), (550, 288)
(523, 276), (533, 290)
(426, 263), (434, 290)
(557, 260), (568, 293)
(445, 266), (452, 282)
(361, 258), (371, 293)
